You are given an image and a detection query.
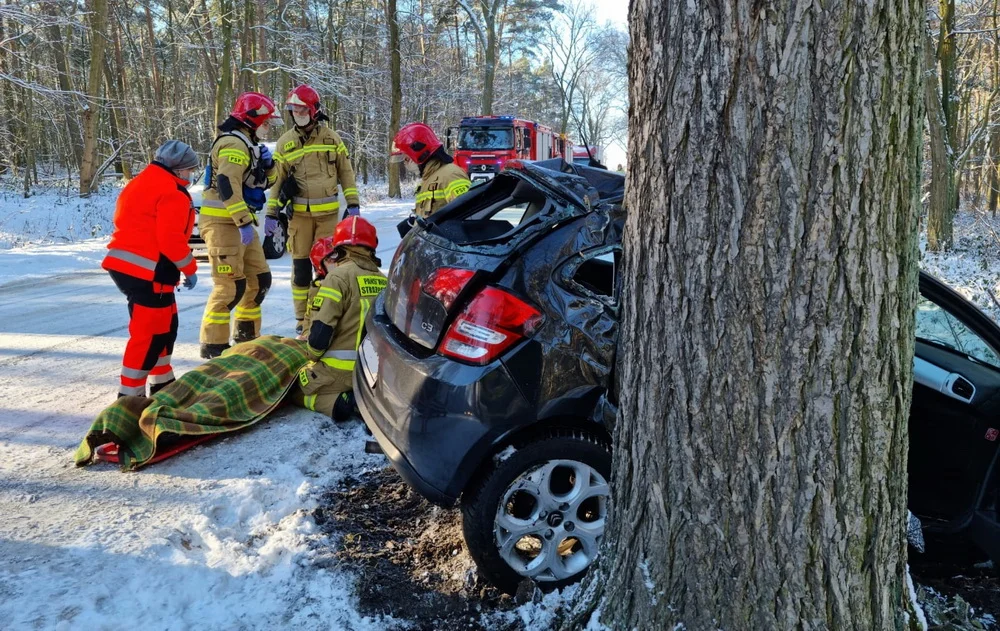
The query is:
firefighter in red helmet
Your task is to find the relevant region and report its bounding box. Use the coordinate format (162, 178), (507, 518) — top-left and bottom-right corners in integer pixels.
(198, 92), (279, 359)
(289, 217), (386, 420)
(268, 85), (361, 335)
(391, 122), (470, 223)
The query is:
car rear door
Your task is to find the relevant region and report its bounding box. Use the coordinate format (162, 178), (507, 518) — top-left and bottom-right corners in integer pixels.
(910, 274), (1000, 524)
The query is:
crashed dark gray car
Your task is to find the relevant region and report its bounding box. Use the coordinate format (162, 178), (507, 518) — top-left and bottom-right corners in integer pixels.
(355, 158), (1000, 594)
(354, 159), (623, 591)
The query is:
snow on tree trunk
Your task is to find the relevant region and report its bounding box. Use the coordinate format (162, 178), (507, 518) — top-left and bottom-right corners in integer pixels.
(573, 0), (924, 627)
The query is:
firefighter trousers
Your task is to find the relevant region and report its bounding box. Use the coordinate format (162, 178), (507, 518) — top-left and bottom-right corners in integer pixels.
(289, 211), (340, 322)
(109, 270), (178, 397)
(199, 221), (272, 345)
(288, 360), (353, 419)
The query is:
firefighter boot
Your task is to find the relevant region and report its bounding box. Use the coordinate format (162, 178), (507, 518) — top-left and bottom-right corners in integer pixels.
(200, 343), (230, 359)
(233, 320), (257, 343)
(149, 379), (176, 395)
(332, 391), (359, 422)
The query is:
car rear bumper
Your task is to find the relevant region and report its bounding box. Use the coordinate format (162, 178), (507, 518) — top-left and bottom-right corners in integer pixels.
(354, 300), (533, 506)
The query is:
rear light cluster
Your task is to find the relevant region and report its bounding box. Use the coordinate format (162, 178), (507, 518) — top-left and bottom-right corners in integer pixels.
(422, 268), (543, 365)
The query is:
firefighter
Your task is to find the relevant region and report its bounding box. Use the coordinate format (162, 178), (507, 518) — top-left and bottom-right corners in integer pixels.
(391, 122), (471, 223)
(267, 85), (361, 335)
(102, 140), (199, 397)
(290, 217), (386, 420)
(199, 92), (278, 359)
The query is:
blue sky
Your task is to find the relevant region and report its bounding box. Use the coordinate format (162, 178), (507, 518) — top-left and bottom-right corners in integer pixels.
(591, 0), (628, 27)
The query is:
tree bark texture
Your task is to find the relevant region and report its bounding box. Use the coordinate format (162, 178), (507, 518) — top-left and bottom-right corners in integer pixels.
(582, 0), (923, 628)
(79, 0), (109, 196)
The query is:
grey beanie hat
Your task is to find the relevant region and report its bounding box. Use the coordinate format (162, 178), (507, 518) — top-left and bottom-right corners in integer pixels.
(154, 140), (200, 171)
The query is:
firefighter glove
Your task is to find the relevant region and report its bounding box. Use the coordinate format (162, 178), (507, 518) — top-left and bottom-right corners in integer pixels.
(264, 216), (279, 236)
(345, 205), (360, 217)
(182, 273), (198, 290)
(259, 144), (274, 169)
(243, 186), (267, 211)
(239, 224), (255, 246)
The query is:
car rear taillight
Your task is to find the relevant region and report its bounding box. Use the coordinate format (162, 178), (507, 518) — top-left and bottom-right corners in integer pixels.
(423, 268), (476, 310)
(439, 286), (543, 365)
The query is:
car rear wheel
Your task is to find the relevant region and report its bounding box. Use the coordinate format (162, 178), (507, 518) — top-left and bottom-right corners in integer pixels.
(262, 216), (288, 259)
(460, 431), (611, 594)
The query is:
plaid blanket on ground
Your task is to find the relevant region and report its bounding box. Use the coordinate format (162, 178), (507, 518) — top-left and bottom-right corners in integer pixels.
(75, 335), (313, 471)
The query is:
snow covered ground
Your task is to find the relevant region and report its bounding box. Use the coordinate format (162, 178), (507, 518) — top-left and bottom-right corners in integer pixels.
(0, 191), (569, 630)
(6, 182), (999, 629)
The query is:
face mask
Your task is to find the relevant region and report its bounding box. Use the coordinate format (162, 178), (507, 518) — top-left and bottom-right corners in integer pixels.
(293, 113), (311, 127)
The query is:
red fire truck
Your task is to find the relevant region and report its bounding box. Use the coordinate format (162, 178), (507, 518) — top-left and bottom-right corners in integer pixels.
(449, 116), (572, 184)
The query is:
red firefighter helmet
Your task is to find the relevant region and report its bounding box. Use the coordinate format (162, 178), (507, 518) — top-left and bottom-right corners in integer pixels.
(333, 216), (378, 250)
(391, 122), (442, 165)
(230, 92), (277, 129)
(310, 236), (337, 276)
(286, 85), (322, 119)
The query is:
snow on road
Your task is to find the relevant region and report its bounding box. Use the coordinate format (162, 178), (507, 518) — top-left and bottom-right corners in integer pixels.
(0, 199), (421, 629)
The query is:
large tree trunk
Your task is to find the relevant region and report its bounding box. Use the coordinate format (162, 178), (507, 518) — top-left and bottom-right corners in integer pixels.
(79, 0), (110, 197)
(573, 0), (923, 627)
(480, 2), (498, 115)
(387, 0), (402, 198)
(44, 4), (83, 171)
(214, 0), (234, 125)
(926, 30), (956, 251)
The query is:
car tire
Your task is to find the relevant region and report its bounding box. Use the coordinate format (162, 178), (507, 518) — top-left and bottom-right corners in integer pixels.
(262, 216), (288, 259)
(460, 430), (611, 594)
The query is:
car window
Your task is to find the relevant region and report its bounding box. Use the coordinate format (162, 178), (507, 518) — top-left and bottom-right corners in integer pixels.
(916, 296), (1000, 369)
(573, 252), (615, 296)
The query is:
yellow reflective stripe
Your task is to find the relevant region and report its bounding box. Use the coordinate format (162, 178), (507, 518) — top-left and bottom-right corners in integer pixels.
(274, 152), (289, 164)
(292, 201), (340, 213)
(342, 188), (358, 197)
(303, 394), (318, 411)
(267, 198), (282, 208)
(199, 206), (231, 218)
(320, 357), (355, 371)
(280, 144), (342, 162)
(415, 191), (433, 202)
(292, 288), (310, 298)
(267, 174), (277, 186)
(234, 306), (261, 318)
(445, 180), (470, 200)
(219, 149), (250, 166)
(203, 311), (230, 324)
(316, 287), (342, 302)
(226, 201), (248, 214)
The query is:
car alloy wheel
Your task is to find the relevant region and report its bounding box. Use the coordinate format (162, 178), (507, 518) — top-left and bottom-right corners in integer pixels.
(494, 459), (608, 582)
(460, 430), (611, 593)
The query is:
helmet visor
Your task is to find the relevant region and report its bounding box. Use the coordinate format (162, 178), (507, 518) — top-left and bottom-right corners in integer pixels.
(389, 141), (408, 163)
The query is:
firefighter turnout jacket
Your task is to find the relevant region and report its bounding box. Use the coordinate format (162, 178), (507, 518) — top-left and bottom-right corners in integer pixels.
(415, 158), (471, 218)
(201, 131), (274, 227)
(293, 247), (386, 416)
(267, 124), (359, 217)
(102, 161), (196, 284)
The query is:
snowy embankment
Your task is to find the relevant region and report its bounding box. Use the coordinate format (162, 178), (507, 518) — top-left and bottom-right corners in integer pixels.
(0, 184), (568, 630)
